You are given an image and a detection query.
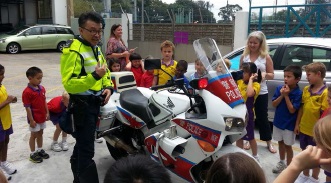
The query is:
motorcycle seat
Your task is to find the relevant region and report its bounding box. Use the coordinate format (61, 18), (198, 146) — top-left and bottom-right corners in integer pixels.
(119, 89), (154, 127)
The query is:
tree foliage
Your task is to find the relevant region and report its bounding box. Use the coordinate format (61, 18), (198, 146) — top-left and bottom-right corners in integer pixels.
(217, 4), (242, 22)
(74, 0), (216, 23)
(73, 0), (104, 17)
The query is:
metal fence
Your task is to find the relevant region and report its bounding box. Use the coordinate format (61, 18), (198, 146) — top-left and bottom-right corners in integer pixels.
(132, 23), (234, 45)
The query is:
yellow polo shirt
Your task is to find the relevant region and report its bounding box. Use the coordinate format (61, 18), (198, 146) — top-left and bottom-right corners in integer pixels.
(300, 85), (328, 136)
(237, 80), (260, 102)
(154, 60), (177, 85)
(0, 85), (12, 130)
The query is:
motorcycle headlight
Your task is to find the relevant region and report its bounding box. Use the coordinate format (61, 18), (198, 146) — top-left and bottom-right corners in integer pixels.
(224, 117), (245, 132)
(0, 38), (6, 43)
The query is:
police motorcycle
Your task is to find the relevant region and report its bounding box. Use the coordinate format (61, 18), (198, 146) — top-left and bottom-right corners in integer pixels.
(96, 38), (249, 182)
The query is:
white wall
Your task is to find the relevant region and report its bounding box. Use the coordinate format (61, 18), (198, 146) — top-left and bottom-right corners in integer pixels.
(52, 0), (68, 25)
(234, 11), (249, 50)
(121, 13), (133, 46)
(24, 0), (37, 25)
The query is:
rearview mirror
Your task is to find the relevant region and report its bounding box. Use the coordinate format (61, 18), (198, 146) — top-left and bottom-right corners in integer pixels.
(144, 59), (161, 70)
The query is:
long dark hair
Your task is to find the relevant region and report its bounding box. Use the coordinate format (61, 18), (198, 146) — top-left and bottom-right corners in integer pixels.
(241, 62), (262, 83)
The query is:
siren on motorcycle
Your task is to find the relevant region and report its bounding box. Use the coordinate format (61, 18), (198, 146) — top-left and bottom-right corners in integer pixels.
(189, 77), (208, 90)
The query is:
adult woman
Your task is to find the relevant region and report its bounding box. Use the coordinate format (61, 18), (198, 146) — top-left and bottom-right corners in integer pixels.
(239, 31), (276, 154)
(106, 24), (134, 71)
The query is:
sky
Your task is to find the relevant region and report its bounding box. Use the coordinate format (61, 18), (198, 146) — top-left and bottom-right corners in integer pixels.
(161, 0), (305, 21)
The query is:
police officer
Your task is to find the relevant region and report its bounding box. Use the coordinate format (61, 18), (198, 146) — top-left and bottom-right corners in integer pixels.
(60, 11), (113, 183)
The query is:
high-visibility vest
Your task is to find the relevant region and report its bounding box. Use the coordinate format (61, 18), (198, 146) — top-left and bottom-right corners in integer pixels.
(60, 38), (113, 94)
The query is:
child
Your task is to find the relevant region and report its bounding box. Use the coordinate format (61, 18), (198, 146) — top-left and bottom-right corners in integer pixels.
(271, 65), (302, 174)
(108, 58), (121, 72)
(215, 58), (231, 74)
(294, 62), (328, 183)
(126, 53), (145, 86)
(0, 64), (17, 180)
(22, 66), (50, 163)
(48, 91), (70, 152)
(104, 154), (171, 183)
(173, 60), (190, 89)
(190, 59), (206, 80)
(152, 40), (177, 86)
(235, 62), (261, 162)
(140, 70), (154, 88)
(205, 152), (266, 183)
(318, 85), (331, 182)
(273, 115), (331, 183)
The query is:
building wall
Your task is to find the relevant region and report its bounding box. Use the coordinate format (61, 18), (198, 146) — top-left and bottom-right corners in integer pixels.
(24, 0), (37, 25)
(0, 6), (9, 24)
(52, 0), (68, 25)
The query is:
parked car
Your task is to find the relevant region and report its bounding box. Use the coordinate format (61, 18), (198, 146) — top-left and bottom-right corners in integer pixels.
(223, 37), (331, 121)
(0, 24), (74, 54)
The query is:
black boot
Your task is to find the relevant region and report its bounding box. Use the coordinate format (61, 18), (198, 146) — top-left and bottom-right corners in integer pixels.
(78, 161), (99, 183)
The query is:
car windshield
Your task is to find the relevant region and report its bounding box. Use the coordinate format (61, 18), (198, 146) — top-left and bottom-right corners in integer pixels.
(193, 38), (244, 108)
(6, 26), (30, 35)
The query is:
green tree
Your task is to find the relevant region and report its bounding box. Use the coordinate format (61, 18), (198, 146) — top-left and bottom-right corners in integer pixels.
(73, 0), (104, 17)
(218, 4), (242, 22)
(168, 0), (215, 23)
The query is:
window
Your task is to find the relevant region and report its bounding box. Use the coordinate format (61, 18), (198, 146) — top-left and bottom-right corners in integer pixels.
(42, 26), (56, 34)
(37, 0), (52, 19)
(56, 27), (74, 35)
(25, 27), (41, 36)
(281, 45), (331, 71)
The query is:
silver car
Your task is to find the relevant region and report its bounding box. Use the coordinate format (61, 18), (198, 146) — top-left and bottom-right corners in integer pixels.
(0, 24), (74, 54)
(223, 37), (331, 120)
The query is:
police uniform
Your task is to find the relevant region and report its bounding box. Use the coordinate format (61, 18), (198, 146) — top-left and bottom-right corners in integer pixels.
(60, 36), (113, 183)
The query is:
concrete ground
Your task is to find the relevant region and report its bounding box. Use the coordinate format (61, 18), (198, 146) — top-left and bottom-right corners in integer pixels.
(0, 51), (327, 183)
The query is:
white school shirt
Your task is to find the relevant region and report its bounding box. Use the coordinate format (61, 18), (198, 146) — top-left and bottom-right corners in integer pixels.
(243, 55), (268, 95)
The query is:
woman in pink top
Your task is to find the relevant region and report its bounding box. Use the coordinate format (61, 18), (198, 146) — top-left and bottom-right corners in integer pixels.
(106, 24), (135, 71)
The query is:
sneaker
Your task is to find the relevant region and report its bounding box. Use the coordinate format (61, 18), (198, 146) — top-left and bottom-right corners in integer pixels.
(1, 161), (17, 175)
(29, 152), (43, 163)
(51, 142), (62, 152)
(0, 168), (11, 181)
(95, 138), (103, 143)
(61, 141), (69, 151)
(294, 173), (309, 183)
(272, 161), (287, 174)
(37, 149), (50, 159)
(305, 176), (320, 183)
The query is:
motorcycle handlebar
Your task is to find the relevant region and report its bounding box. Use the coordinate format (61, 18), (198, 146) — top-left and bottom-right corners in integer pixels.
(150, 82), (175, 91)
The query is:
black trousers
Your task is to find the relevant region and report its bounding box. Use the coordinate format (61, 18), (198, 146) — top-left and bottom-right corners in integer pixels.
(70, 95), (100, 183)
(254, 93), (272, 141)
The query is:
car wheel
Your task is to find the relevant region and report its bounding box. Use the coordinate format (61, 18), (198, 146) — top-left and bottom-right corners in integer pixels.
(6, 43), (21, 54)
(57, 41), (66, 52)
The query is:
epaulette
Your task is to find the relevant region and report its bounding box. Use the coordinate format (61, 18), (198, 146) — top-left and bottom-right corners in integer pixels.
(64, 39), (74, 48)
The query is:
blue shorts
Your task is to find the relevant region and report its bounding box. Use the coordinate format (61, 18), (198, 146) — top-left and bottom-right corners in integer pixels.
(299, 133), (316, 150)
(0, 123), (13, 142)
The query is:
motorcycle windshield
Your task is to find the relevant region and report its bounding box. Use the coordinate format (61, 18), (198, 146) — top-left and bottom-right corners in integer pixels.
(193, 38), (244, 108)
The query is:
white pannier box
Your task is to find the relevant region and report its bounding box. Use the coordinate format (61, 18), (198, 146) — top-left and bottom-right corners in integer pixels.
(97, 100), (117, 132)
